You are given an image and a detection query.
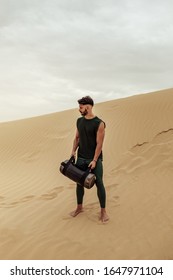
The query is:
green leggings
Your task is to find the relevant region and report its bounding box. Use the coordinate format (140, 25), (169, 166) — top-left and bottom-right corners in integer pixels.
(76, 157), (106, 208)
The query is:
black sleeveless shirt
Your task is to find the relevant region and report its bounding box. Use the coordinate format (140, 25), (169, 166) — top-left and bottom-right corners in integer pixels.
(77, 116), (105, 160)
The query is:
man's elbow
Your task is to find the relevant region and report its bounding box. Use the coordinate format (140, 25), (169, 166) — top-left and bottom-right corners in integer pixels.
(75, 136), (80, 144)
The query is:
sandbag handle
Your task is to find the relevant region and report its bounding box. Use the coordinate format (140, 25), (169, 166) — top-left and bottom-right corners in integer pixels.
(69, 155), (75, 164)
(60, 156), (75, 175)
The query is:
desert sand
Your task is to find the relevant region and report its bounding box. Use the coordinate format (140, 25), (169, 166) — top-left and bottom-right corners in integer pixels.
(0, 88), (173, 260)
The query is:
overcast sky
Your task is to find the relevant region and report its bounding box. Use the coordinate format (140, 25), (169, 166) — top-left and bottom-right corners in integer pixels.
(0, 0), (173, 122)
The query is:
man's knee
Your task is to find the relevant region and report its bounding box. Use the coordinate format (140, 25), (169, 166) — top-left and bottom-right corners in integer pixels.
(95, 179), (105, 189)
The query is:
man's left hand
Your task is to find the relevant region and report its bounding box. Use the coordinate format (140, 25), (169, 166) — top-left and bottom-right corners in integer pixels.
(88, 160), (96, 170)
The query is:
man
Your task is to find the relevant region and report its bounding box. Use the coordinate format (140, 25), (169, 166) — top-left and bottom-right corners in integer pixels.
(70, 96), (109, 222)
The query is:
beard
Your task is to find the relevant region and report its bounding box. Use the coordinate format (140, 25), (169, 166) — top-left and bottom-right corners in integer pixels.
(80, 109), (88, 116)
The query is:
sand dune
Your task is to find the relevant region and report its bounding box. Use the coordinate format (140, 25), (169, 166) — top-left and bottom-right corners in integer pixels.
(0, 88), (173, 260)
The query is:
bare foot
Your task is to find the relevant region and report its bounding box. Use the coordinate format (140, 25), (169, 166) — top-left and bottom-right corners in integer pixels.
(70, 205), (83, 217)
(100, 209), (109, 223)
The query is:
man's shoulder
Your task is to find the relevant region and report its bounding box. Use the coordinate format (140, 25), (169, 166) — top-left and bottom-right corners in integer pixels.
(95, 116), (106, 128)
(76, 117), (84, 126)
(77, 117), (84, 122)
(95, 116), (103, 122)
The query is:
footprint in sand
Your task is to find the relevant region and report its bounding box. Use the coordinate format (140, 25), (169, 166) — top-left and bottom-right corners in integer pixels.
(39, 192), (57, 200)
(38, 186), (64, 201)
(0, 186), (64, 208)
(19, 195), (35, 202)
(0, 195), (35, 208)
(11, 195), (35, 205)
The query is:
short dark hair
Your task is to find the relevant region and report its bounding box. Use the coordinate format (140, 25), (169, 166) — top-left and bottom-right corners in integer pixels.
(78, 96), (94, 106)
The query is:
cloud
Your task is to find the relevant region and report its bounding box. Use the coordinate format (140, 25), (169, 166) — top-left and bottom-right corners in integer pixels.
(0, 0), (173, 121)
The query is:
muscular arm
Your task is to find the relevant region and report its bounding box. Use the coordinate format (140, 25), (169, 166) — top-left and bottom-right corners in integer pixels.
(93, 121), (105, 161)
(89, 121), (105, 169)
(71, 128), (79, 156)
